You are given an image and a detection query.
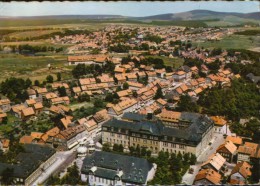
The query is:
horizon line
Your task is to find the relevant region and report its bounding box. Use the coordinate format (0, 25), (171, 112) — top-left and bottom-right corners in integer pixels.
(0, 9), (258, 18)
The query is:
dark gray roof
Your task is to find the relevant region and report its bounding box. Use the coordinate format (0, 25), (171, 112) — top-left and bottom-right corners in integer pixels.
(246, 73), (260, 84)
(103, 118), (164, 136)
(180, 65), (191, 73)
(0, 144), (55, 179)
(81, 151), (153, 184)
(103, 112), (214, 143)
(122, 112), (157, 122)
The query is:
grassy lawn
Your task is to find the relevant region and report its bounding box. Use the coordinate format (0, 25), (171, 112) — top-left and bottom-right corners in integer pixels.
(7, 29), (61, 39)
(0, 114), (20, 135)
(163, 57), (184, 68)
(194, 35), (260, 50)
(145, 55), (184, 69)
(0, 40), (73, 49)
(0, 53), (71, 82)
(205, 16), (260, 27)
(69, 101), (94, 111)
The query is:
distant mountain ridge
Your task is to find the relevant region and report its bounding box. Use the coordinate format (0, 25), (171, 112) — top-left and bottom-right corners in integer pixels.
(1, 10), (259, 21)
(0, 14), (126, 19)
(133, 10), (260, 21)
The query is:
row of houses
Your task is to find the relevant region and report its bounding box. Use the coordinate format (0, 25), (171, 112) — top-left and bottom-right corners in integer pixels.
(19, 109), (111, 151)
(193, 128), (259, 185)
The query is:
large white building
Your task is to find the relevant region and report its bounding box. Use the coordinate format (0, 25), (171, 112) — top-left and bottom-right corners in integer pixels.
(102, 112), (214, 157)
(81, 151), (157, 185)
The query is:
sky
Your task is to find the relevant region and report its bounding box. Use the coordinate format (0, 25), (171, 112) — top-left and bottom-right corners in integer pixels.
(0, 1), (259, 17)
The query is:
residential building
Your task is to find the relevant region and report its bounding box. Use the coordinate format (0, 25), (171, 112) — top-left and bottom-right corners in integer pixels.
(0, 112), (7, 123)
(237, 142), (260, 163)
(53, 124), (87, 150)
(107, 98), (139, 117)
(21, 107), (35, 121)
(210, 116), (228, 134)
(27, 89), (37, 99)
(194, 169), (222, 185)
(201, 153), (227, 173)
(0, 138), (10, 152)
(68, 55), (108, 65)
(230, 161), (252, 184)
(216, 140), (237, 163)
(0, 99), (11, 112)
(226, 136), (243, 147)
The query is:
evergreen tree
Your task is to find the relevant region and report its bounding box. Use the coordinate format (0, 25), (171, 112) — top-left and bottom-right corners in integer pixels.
(34, 80), (40, 86)
(57, 72), (61, 81)
(46, 75), (54, 83)
(57, 86), (67, 97)
(123, 82), (129, 90)
(154, 87), (164, 99)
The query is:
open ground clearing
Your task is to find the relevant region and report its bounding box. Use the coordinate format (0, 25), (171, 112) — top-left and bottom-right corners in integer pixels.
(194, 35), (260, 50)
(0, 54), (72, 82)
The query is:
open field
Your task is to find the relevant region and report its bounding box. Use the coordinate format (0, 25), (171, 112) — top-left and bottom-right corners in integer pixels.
(205, 16), (260, 27)
(6, 29), (61, 39)
(145, 55), (184, 68)
(0, 21), (109, 30)
(194, 35), (260, 50)
(0, 54), (72, 82)
(0, 18), (218, 29)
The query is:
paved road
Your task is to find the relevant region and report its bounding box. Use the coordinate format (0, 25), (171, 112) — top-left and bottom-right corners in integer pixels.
(31, 151), (75, 186)
(182, 131), (226, 185)
(197, 132), (226, 163)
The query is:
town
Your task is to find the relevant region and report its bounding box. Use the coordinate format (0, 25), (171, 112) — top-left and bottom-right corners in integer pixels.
(0, 1), (260, 185)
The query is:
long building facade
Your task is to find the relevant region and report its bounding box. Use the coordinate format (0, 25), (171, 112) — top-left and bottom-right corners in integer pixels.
(81, 151), (156, 185)
(0, 144), (56, 186)
(102, 112), (214, 157)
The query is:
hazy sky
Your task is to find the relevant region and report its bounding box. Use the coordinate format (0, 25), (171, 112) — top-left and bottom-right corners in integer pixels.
(0, 1), (259, 17)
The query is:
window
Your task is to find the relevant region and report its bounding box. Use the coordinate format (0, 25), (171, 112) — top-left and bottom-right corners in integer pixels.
(132, 133), (135, 137)
(117, 134), (121, 138)
(163, 142), (168, 147)
(154, 137), (158, 140)
(149, 136), (153, 140)
(143, 135), (147, 138)
(179, 145), (185, 149)
(111, 133), (115, 137)
(143, 139), (147, 144)
(171, 144), (176, 148)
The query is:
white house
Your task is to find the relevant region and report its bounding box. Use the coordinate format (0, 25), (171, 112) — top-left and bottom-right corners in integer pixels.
(81, 151), (157, 185)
